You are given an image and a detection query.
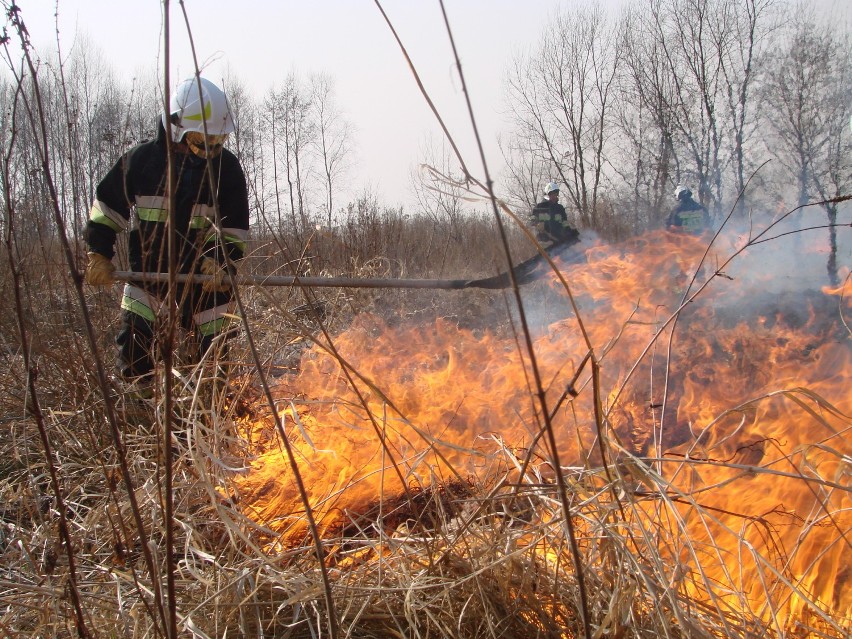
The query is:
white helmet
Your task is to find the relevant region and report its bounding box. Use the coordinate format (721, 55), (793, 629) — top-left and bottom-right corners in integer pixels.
(544, 181), (560, 195)
(674, 185), (691, 200)
(163, 77), (235, 143)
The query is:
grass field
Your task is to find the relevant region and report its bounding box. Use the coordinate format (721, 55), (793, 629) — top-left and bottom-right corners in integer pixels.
(0, 198), (849, 637)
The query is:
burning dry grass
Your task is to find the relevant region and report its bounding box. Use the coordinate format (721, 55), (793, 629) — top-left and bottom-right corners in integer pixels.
(2, 1), (850, 634)
(0, 219), (850, 637)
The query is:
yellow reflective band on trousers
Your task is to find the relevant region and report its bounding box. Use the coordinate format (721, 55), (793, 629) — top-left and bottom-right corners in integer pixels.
(137, 207), (168, 223)
(223, 233), (247, 253)
(120, 284), (157, 322)
(197, 317), (228, 337)
(194, 302), (232, 337)
(203, 227), (248, 253)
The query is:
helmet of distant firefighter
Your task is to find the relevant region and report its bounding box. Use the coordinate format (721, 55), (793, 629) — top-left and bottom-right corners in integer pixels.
(674, 185), (692, 201)
(163, 77), (235, 157)
(544, 181), (560, 196)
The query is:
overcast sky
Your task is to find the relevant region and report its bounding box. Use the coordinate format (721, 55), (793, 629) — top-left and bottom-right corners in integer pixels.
(7, 0), (850, 211)
(10, 0), (579, 209)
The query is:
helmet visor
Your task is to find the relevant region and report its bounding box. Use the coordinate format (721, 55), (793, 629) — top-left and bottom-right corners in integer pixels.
(184, 131), (228, 158)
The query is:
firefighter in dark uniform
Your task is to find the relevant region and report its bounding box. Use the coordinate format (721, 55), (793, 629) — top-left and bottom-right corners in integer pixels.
(531, 181), (580, 247)
(666, 185), (711, 233)
(84, 77), (250, 395)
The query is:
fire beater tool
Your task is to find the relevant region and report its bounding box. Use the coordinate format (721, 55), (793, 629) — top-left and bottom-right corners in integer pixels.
(112, 239), (582, 291)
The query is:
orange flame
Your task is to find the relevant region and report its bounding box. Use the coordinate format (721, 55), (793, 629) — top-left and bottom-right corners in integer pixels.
(234, 226), (850, 630)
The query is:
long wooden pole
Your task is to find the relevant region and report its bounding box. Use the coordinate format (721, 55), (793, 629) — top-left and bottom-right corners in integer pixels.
(112, 239), (579, 291)
(113, 271), (472, 289)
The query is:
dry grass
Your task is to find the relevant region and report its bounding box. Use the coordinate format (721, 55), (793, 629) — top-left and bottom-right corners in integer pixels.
(0, 212), (849, 638)
(0, 10), (848, 634)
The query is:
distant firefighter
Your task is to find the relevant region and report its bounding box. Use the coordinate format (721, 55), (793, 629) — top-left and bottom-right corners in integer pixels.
(666, 185), (711, 234)
(531, 181), (580, 246)
(84, 76), (250, 398)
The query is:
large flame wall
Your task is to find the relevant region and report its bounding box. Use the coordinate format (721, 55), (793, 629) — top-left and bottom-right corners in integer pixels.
(235, 224), (850, 631)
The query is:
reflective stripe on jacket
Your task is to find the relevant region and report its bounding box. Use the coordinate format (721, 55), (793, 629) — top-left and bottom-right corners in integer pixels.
(86, 121), (249, 274)
(531, 199), (579, 244)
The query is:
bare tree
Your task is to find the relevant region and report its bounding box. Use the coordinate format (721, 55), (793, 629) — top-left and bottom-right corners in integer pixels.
(63, 39), (135, 223)
(261, 87), (287, 232)
(221, 71), (269, 228)
(281, 75), (313, 231)
(760, 6), (852, 283)
(123, 71), (160, 148)
(262, 74), (317, 237)
(257, 72), (352, 242)
(614, 0), (778, 221)
(1, 71), (68, 245)
(0, 76), (18, 240)
(504, 3), (619, 230)
(310, 73), (350, 229)
(262, 78), (304, 234)
(760, 9), (851, 206)
(614, 4), (682, 227)
(718, 0), (777, 215)
(498, 134), (550, 218)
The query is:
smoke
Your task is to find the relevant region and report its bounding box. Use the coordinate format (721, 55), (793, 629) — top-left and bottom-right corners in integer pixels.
(717, 205), (851, 293)
(509, 206), (851, 341)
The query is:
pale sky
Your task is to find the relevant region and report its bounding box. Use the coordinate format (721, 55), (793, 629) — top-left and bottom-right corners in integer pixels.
(10, 0), (574, 209)
(8, 0), (850, 211)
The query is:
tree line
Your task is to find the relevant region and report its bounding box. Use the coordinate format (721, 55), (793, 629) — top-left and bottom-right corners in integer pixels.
(502, 0), (850, 238)
(1, 0), (849, 251)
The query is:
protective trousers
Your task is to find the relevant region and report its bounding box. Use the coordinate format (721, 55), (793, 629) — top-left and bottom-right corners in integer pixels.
(116, 282), (233, 382)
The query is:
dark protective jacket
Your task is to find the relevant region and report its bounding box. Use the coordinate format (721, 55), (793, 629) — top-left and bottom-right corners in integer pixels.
(86, 121), (249, 275)
(666, 196), (711, 233)
(531, 198), (580, 245)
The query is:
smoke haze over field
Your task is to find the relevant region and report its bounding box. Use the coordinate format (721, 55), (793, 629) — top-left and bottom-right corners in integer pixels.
(511, 205), (852, 339)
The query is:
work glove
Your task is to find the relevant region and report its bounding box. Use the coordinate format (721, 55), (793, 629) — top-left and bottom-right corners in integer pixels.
(85, 252), (115, 286)
(200, 257), (231, 293)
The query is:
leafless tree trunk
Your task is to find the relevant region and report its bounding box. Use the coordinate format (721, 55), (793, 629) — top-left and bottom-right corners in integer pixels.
(719, 0), (776, 215)
(222, 73), (267, 226)
(264, 76), (317, 237)
(653, 0), (727, 214)
(505, 4), (618, 229)
(262, 88), (286, 232)
(616, 4), (681, 226)
(759, 5), (851, 285)
(310, 73), (350, 229)
(615, 0), (776, 220)
(499, 136), (550, 217)
(281, 76), (312, 231)
(760, 7), (852, 206)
